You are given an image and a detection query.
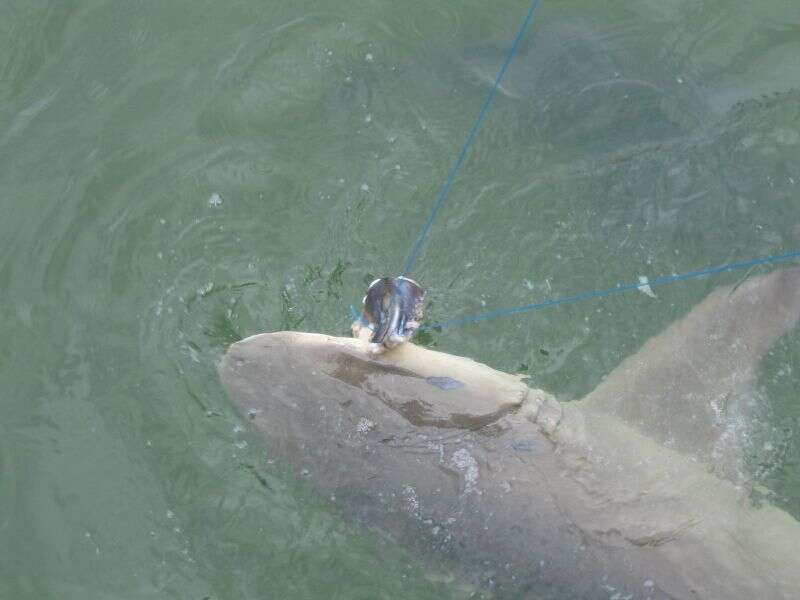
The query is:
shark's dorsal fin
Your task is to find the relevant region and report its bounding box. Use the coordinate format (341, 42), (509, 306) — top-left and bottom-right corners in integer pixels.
(580, 266), (800, 475)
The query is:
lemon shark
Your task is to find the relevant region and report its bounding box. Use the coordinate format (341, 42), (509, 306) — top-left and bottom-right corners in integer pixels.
(220, 267), (800, 599)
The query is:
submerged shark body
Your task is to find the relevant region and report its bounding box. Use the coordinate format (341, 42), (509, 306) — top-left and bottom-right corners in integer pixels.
(220, 267), (800, 599)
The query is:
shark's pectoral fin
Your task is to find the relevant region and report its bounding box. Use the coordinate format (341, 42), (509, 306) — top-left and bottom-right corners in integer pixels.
(581, 266), (800, 474)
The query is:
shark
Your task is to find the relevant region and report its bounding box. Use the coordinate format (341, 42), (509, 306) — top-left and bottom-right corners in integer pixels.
(220, 266), (800, 599)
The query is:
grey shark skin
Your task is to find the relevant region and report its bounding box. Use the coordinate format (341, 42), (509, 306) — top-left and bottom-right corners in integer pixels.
(220, 267), (800, 600)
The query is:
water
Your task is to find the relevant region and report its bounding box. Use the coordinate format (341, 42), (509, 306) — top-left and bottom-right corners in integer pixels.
(1, 0), (798, 597)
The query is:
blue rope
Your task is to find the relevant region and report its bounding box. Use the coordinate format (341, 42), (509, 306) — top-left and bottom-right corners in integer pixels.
(349, 2), (800, 333)
(421, 249), (800, 331)
(400, 0), (542, 276)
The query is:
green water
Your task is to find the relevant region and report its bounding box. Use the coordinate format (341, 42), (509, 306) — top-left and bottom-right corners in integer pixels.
(1, 0), (799, 597)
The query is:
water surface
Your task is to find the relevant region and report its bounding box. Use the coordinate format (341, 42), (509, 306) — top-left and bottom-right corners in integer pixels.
(1, 0), (799, 597)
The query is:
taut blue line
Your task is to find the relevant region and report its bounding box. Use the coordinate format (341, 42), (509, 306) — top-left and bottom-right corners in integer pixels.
(400, 0), (542, 277)
(422, 249), (800, 331)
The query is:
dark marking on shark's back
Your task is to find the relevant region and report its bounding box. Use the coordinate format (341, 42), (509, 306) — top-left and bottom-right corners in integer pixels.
(425, 376), (464, 390)
(511, 438), (539, 452)
(326, 351), (517, 431)
(329, 352), (421, 387)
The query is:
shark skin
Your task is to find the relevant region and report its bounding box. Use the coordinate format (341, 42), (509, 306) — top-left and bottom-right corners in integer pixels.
(581, 266), (800, 477)
(219, 267), (800, 600)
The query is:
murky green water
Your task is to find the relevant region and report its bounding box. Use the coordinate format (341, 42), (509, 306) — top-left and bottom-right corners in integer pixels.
(1, 0), (799, 597)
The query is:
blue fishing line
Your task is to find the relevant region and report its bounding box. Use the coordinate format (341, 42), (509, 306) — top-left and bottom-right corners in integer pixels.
(419, 249), (800, 331)
(400, 0), (542, 277)
(347, 1), (799, 332)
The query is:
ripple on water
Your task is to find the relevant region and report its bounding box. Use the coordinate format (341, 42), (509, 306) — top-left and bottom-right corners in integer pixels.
(2, 0), (800, 596)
